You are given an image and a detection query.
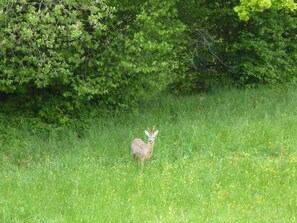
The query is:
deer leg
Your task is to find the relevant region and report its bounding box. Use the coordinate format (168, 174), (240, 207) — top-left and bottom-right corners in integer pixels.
(140, 157), (145, 166)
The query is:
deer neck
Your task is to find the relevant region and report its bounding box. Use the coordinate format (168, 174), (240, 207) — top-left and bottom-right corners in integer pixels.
(147, 141), (154, 156)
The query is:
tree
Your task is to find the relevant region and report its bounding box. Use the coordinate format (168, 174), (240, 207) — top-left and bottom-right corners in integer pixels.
(0, 0), (185, 122)
(235, 0), (297, 21)
(170, 0), (297, 93)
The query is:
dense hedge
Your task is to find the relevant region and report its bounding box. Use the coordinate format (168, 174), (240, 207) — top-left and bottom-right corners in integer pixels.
(0, 0), (296, 121)
(0, 0), (184, 121)
(169, 0), (297, 93)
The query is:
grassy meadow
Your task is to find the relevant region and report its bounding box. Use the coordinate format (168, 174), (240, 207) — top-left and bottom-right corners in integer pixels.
(1, 85), (297, 222)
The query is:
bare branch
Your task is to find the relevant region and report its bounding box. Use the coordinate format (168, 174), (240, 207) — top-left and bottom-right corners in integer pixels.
(191, 28), (228, 69)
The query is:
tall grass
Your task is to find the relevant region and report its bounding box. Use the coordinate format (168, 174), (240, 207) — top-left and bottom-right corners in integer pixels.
(1, 85), (297, 222)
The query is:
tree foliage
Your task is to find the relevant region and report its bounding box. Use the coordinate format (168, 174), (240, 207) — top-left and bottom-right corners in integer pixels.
(0, 0), (296, 121)
(170, 0), (297, 94)
(235, 0), (297, 21)
(0, 0), (184, 122)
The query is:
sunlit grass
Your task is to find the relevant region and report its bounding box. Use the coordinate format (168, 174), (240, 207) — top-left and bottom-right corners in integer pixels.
(1, 84), (297, 222)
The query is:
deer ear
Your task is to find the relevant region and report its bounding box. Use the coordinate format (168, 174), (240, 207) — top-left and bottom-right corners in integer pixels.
(145, 130), (150, 137)
(153, 130), (159, 137)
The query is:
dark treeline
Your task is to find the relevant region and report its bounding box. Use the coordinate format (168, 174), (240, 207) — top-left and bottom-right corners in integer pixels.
(0, 0), (296, 122)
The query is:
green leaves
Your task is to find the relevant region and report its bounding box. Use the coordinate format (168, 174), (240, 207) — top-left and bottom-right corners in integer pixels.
(234, 6), (251, 21)
(1, 0), (295, 122)
(0, 0), (115, 121)
(171, 0), (297, 93)
(0, 0), (185, 122)
(235, 0), (297, 21)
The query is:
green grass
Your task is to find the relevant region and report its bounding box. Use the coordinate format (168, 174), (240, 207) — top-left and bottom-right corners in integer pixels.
(1, 85), (297, 222)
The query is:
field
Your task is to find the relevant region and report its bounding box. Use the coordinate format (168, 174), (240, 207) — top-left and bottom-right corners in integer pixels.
(1, 85), (297, 222)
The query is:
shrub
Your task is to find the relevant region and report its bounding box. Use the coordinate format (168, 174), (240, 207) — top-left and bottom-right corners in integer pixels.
(170, 0), (297, 93)
(0, 0), (185, 122)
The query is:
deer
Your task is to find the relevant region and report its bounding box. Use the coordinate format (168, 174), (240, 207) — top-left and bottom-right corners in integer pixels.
(131, 127), (159, 166)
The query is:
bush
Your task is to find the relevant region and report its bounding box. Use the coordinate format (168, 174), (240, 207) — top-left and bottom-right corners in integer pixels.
(0, 0), (185, 122)
(171, 0), (297, 93)
(229, 10), (297, 85)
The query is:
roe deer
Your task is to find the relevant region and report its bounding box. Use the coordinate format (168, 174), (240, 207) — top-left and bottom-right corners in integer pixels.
(131, 127), (159, 165)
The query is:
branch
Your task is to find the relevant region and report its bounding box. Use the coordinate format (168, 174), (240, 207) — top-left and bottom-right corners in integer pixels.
(191, 28), (228, 70)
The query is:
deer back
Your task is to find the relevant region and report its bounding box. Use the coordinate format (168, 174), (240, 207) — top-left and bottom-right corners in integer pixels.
(131, 138), (151, 158)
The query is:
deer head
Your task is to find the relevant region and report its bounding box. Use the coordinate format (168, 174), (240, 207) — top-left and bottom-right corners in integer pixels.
(145, 127), (159, 144)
